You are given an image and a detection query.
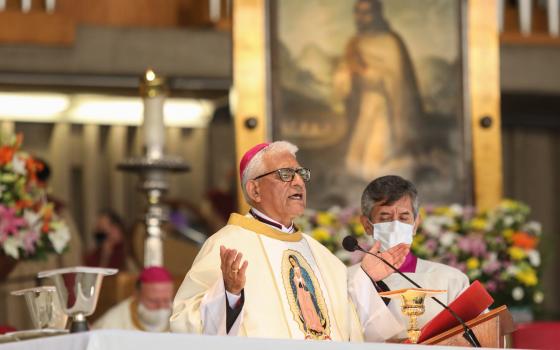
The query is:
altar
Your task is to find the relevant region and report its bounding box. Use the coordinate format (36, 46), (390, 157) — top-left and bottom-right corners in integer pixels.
(0, 330), (510, 350)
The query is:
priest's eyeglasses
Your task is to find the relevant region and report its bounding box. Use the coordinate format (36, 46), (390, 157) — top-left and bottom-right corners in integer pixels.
(253, 167), (311, 182)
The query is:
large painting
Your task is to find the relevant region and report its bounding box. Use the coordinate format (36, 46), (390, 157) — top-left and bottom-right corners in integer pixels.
(270, 0), (469, 208)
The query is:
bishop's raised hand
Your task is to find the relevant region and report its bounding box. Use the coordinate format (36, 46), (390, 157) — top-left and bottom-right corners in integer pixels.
(220, 246), (248, 295)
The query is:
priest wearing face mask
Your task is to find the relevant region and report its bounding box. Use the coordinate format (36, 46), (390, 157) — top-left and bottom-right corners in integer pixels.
(94, 266), (174, 332)
(348, 175), (469, 337)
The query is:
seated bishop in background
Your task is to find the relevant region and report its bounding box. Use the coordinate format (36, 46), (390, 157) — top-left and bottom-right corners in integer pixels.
(170, 141), (408, 341)
(349, 175), (469, 338)
(94, 266), (174, 332)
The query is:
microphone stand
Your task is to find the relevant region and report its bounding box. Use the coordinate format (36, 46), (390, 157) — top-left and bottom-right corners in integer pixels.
(353, 243), (481, 347)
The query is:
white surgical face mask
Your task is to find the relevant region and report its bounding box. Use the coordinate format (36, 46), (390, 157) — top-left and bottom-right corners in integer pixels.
(370, 220), (414, 251)
(137, 302), (171, 332)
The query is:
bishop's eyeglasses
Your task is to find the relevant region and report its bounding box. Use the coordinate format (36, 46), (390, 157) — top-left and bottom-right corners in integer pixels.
(253, 167), (311, 182)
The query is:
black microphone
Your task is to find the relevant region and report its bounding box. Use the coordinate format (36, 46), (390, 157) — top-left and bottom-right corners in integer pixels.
(342, 236), (481, 347)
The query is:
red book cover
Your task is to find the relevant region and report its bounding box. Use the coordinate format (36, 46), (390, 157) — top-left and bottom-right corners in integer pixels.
(418, 280), (494, 343)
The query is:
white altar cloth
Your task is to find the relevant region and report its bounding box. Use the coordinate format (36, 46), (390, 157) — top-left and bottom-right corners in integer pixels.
(0, 329), (505, 350)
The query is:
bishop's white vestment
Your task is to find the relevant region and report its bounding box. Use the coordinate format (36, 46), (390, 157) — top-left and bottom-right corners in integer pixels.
(170, 213), (402, 341)
(93, 297), (154, 332)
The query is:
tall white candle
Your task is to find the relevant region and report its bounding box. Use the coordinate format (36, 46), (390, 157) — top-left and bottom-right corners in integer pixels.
(143, 94), (165, 160)
(141, 69), (167, 160)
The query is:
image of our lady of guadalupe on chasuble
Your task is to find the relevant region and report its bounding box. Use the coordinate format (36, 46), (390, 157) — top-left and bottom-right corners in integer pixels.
(281, 250), (331, 340)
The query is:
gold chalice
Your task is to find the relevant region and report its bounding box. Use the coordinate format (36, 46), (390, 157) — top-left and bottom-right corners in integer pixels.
(379, 288), (445, 343)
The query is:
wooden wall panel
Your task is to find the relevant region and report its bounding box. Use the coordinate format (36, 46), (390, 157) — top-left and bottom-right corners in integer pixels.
(0, 0), (222, 43)
(177, 0), (212, 27)
(0, 12), (75, 46)
(232, 0), (268, 212)
(56, 0), (179, 27)
(468, 0), (503, 210)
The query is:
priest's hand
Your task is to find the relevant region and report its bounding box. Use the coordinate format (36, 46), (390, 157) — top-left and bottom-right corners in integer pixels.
(220, 246), (248, 295)
(361, 241), (410, 282)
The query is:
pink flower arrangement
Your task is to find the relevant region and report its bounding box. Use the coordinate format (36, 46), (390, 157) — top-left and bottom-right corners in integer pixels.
(414, 200), (543, 309)
(0, 133), (70, 260)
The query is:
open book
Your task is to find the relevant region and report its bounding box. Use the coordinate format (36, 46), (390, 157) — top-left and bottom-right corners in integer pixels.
(417, 280), (494, 343)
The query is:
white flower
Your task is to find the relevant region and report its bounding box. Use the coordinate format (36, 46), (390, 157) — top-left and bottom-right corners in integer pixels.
(449, 204), (463, 216)
(328, 206), (342, 215)
(506, 265), (519, 276)
(527, 250), (541, 267)
(440, 232), (457, 247)
(512, 287), (524, 301)
(422, 216), (453, 237)
(533, 291), (544, 304)
(24, 209), (42, 229)
(468, 269), (481, 280)
(3, 236), (21, 259)
(338, 227), (350, 238)
(11, 156), (27, 176)
(503, 215), (514, 227)
(48, 223), (70, 254)
(522, 221), (542, 236)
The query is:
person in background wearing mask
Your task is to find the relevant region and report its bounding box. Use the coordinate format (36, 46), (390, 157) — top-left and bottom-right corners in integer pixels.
(94, 266), (174, 332)
(348, 175), (469, 337)
(84, 209), (132, 271)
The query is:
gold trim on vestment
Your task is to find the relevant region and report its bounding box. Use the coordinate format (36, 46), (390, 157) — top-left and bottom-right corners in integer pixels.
(227, 213), (303, 242)
(130, 298), (147, 331)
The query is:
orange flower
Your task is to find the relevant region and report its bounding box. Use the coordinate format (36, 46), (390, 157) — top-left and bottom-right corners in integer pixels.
(41, 206), (53, 233)
(511, 231), (537, 250)
(25, 157), (42, 183)
(0, 146), (14, 165)
(43, 205), (53, 219)
(41, 221), (51, 234)
(15, 199), (33, 210)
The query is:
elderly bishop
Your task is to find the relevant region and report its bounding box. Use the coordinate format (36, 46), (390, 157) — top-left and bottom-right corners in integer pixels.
(170, 141), (407, 341)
